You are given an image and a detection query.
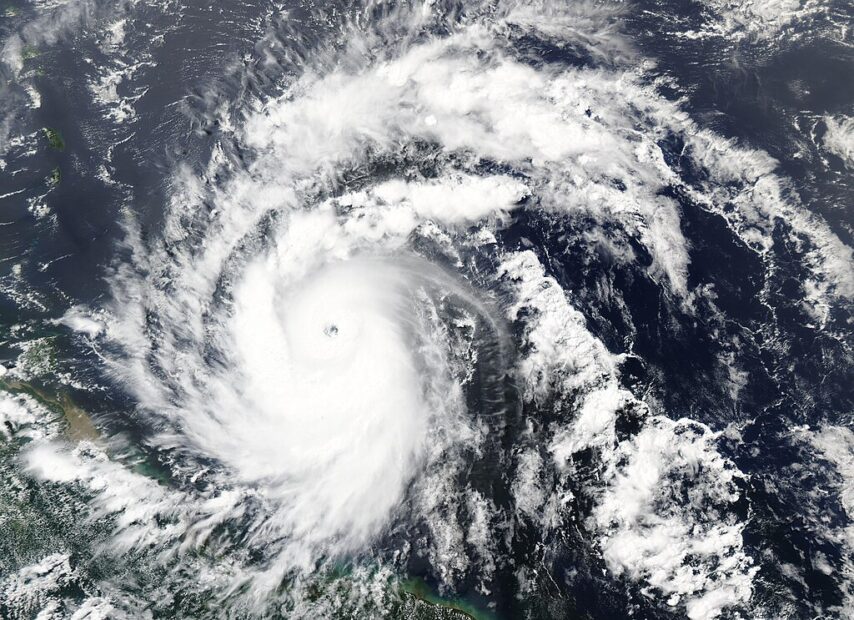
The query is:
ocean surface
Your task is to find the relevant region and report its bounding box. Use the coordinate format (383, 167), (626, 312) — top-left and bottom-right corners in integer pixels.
(0, 0), (852, 618)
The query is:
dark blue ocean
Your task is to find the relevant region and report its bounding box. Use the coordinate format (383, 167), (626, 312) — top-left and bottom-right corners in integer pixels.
(0, 1), (851, 618)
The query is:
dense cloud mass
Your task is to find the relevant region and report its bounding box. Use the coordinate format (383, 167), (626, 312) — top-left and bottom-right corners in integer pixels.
(0, 0), (852, 619)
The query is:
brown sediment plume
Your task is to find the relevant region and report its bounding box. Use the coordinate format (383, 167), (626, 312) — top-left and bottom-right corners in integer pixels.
(1, 379), (99, 442)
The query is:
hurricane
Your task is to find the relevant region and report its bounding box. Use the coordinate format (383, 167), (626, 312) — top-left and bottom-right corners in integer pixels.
(1, 0), (852, 619)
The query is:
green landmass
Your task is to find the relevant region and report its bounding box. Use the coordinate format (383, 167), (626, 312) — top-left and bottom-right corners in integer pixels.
(21, 45), (39, 60)
(293, 566), (489, 619)
(15, 337), (56, 378)
(42, 127), (65, 150)
(401, 579), (494, 620)
(398, 590), (479, 619)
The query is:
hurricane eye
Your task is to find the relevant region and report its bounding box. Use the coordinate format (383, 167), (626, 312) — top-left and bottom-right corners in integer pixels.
(323, 324), (339, 338)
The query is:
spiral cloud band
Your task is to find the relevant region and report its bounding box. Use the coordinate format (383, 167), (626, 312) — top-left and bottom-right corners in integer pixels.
(3, 0), (852, 618)
(84, 1), (854, 612)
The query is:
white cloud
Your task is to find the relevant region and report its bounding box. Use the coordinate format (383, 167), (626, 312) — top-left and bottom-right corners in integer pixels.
(79, 0), (847, 613)
(593, 416), (756, 619)
(810, 426), (854, 617)
(823, 115), (854, 168)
